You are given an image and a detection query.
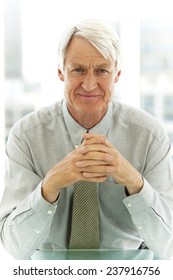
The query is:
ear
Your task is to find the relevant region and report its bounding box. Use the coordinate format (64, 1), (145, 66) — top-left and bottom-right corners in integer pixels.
(58, 68), (65, 81)
(114, 70), (121, 83)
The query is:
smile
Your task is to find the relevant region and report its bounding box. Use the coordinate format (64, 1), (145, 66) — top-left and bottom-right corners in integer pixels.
(78, 94), (102, 99)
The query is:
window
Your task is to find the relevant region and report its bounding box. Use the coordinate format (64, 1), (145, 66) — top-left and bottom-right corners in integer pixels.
(141, 95), (155, 116)
(164, 96), (173, 121)
(141, 20), (173, 147)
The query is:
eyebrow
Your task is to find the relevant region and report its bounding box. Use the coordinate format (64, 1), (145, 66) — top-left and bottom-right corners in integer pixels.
(69, 62), (112, 69)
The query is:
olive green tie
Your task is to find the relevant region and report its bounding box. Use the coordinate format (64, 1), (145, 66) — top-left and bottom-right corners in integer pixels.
(69, 180), (100, 249)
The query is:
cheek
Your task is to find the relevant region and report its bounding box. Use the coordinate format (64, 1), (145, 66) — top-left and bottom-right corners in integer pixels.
(102, 81), (114, 101)
(65, 78), (81, 93)
(64, 81), (77, 102)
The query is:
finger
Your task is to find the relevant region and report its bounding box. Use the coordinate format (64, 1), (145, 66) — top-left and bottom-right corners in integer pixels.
(82, 133), (102, 139)
(76, 160), (109, 167)
(82, 133), (106, 144)
(82, 171), (109, 178)
(81, 134), (117, 150)
(81, 165), (116, 174)
(77, 152), (113, 164)
(77, 144), (109, 154)
(104, 138), (117, 149)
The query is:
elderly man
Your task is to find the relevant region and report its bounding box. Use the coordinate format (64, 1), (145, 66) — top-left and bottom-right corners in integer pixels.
(0, 19), (173, 259)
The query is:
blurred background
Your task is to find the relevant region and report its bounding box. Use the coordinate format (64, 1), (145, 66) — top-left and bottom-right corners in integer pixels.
(0, 0), (173, 260)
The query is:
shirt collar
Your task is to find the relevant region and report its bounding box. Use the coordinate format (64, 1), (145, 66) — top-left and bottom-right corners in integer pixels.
(62, 99), (112, 148)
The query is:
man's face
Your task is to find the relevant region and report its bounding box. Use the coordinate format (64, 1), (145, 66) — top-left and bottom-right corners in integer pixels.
(58, 36), (120, 122)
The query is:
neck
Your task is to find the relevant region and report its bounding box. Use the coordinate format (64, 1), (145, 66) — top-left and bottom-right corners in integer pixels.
(76, 114), (103, 130)
(68, 108), (107, 130)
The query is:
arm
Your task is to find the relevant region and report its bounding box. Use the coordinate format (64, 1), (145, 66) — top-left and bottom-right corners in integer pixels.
(0, 130), (108, 259)
(77, 133), (173, 259)
(123, 177), (173, 259)
(0, 129), (58, 259)
(0, 180), (57, 260)
(123, 140), (173, 259)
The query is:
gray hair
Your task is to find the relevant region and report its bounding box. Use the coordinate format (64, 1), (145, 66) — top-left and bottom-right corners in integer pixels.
(58, 19), (122, 72)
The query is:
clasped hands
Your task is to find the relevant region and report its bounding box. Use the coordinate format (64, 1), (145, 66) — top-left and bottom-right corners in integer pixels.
(42, 133), (143, 203)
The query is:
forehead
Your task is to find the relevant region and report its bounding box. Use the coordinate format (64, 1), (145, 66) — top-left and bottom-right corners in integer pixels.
(65, 36), (112, 66)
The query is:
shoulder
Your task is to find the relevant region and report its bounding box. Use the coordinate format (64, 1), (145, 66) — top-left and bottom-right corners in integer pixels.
(9, 99), (64, 138)
(111, 99), (167, 140)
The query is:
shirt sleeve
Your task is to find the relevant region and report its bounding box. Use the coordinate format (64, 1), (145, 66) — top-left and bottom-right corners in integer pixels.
(1, 183), (57, 259)
(0, 129), (58, 259)
(123, 136), (173, 259)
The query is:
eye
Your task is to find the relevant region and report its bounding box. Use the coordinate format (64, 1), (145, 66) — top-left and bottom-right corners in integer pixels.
(95, 68), (109, 75)
(72, 68), (85, 73)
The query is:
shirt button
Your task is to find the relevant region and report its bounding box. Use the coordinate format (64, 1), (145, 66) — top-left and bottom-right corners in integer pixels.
(47, 210), (53, 215)
(138, 226), (142, 230)
(127, 203), (132, 208)
(36, 230), (40, 234)
(75, 145), (78, 149)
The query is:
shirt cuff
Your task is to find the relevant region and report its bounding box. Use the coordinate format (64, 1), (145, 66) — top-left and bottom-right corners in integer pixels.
(123, 178), (157, 214)
(29, 182), (58, 214)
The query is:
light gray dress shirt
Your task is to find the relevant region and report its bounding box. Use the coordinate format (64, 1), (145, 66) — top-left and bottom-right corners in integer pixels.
(0, 98), (173, 260)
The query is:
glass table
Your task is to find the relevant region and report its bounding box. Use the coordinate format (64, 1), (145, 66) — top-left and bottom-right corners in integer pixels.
(31, 249), (159, 260)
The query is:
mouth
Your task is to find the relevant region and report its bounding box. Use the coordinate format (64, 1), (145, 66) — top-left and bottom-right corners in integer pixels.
(78, 95), (102, 102)
(77, 94), (102, 100)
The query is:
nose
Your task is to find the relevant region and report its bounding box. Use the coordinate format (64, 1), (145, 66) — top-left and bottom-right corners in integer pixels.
(81, 72), (97, 91)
